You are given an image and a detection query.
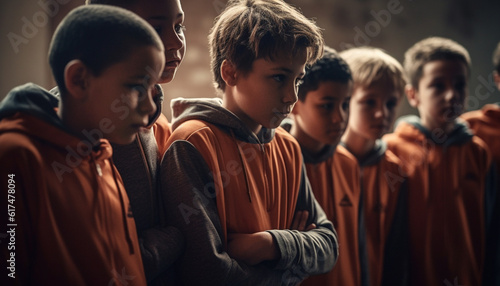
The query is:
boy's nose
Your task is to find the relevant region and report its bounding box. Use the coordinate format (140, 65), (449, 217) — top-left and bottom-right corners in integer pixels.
(140, 89), (158, 116)
(166, 29), (184, 51)
(444, 87), (459, 102)
(284, 84), (298, 104)
(331, 107), (344, 124)
(374, 105), (388, 119)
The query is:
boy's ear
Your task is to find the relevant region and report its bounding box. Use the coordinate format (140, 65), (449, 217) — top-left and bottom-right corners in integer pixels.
(64, 60), (90, 99)
(405, 84), (419, 108)
(221, 59), (238, 87)
(494, 71), (500, 91)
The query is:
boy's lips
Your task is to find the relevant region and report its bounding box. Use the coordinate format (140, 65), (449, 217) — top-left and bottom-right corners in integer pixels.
(131, 123), (149, 132)
(165, 58), (181, 68)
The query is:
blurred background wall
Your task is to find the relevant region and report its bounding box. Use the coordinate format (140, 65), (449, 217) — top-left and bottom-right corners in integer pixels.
(1, 0), (499, 121)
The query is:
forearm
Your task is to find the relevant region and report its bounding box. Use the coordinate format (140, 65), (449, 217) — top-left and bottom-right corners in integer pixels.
(267, 165), (338, 276)
(162, 140), (290, 285)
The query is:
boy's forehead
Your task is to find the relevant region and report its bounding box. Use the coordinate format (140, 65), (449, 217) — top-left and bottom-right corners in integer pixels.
(306, 81), (351, 100)
(353, 80), (402, 98)
(257, 50), (308, 69)
(422, 59), (468, 78)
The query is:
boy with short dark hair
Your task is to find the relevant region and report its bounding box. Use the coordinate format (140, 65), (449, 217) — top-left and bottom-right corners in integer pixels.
(282, 46), (362, 286)
(0, 5), (165, 285)
(84, 0), (186, 284)
(161, 0), (338, 284)
(340, 46), (409, 286)
(384, 36), (497, 286)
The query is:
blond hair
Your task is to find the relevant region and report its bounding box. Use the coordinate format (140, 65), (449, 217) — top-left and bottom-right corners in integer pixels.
(340, 46), (406, 96)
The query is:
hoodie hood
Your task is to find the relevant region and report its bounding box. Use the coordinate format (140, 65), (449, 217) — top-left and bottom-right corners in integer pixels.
(0, 83), (109, 157)
(170, 97), (276, 144)
(0, 83), (62, 128)
(0, 83), (138, 255)
(394, 114), (473, 147)
(340, 139), (387, 167)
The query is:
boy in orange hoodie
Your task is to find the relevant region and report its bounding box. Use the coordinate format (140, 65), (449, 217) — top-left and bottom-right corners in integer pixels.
(460, 40), (500, 286)
(282, 47), (362, 286)
(161, 0), (338, 284)
(84, 0), (186, 283)
(340, 47), (409, 286)
(384, 37), (497, 286)
(0, 5), (165, 285)
(461, 42), (500, 174)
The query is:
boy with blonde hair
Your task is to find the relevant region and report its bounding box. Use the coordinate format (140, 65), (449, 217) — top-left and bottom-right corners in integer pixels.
(384, 37), (497, 286)
(0, 5), (165, 284)
(161, 0), (338, 284)
(340, 47), (409, 286)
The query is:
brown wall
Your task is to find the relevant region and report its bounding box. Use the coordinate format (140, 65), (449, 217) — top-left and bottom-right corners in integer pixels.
(1, 0), (499, 121)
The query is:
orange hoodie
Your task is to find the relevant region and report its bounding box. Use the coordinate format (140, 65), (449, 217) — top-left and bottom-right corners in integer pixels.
(161, 97), (338, 285)
(354, 140), (409, 286)
(383, 115), (496, 286)
(0, 83), (146, 286)
(462, 103), (500, 176)
(299, 144), (363, 286)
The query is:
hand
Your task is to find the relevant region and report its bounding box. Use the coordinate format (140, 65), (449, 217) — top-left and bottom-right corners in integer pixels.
(290, 210), (316, 231)
(227, 232), (280, 265)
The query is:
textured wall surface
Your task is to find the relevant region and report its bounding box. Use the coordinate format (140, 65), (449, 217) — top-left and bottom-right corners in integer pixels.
(1, 0), (499, 120)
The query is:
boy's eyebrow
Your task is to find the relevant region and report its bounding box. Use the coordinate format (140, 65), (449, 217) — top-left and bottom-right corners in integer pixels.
(148, 13), (184, 21)
(270, 67), (305, 76)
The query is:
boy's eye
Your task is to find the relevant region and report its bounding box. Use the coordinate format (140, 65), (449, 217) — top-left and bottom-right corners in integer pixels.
(342, 98), (350, 111)
(152, 26), (162, 35)
(128, 84), (147, 98)
(175, 24), (186, 34)
(386, 100), (397, 110)
(454, 80), (466, 91)
(364, 99), (376, 107)
(272, 75), (286, 83)
(320, 103), (334, 110)
(431, 82), (445, 91)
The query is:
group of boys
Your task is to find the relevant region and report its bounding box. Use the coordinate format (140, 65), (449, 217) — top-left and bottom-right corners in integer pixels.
(0, 0), (499, 285)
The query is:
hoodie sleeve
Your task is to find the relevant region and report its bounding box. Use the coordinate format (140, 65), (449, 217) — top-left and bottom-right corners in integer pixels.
(161, 140), (292, 285)
(267, 163), (339, 279)
(0, 135), (41, 285)
(137, 226), (184, 282)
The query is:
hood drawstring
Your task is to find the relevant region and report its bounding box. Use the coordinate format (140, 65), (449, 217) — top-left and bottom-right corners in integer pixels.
(231, 129), (252, 203)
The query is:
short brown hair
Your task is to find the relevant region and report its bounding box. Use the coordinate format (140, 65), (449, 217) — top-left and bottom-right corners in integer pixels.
(404, 37), (471, 89)
(340, 47), (406, 96)
(208, 0), (324, 91)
